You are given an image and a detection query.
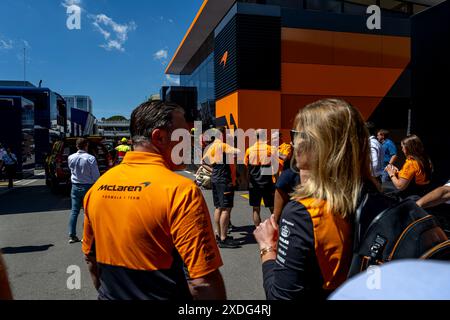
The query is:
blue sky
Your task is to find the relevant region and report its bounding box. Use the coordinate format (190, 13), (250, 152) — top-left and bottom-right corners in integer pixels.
(0, 0), (203, 119)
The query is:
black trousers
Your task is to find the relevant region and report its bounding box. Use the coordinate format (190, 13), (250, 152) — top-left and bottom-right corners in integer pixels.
(5, 165), (15, 188)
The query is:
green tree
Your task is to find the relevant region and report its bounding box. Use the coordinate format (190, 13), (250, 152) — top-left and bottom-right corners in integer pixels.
(107, 115), (127, 121)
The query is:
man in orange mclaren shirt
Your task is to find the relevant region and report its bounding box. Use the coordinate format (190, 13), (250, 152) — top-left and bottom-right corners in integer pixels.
(245, 129), (278, 227)
(272, 131), (293, 173)
(82, 100), (226, 300)
(203, 127), (241, 249)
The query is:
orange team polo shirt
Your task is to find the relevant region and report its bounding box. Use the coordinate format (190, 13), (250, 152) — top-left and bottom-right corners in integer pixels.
(245, 142), (278, 183)
(398, 158), (430, 185)
(277, 143), (293, 172)
(299, 198), (353, 291)
(244, 142), (276, 166)
(278, 143), (292, 158)
(82, 152), (223, 286)
(203, 140), (238, 186)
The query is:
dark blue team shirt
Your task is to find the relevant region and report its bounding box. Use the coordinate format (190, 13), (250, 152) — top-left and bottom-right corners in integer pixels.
(275, 169), (300, 195)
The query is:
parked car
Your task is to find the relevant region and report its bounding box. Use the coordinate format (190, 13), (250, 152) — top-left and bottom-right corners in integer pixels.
(44, 137), (114, 193)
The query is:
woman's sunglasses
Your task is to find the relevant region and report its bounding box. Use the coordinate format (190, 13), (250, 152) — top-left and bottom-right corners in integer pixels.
(290, 130), (308, 142)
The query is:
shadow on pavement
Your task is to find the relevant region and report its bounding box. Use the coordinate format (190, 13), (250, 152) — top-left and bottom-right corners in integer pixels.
(0, 185), (70, 216)
(31, 175), (47, 180)
(232, 225), (257, 246)
(1, 244), (54, 254)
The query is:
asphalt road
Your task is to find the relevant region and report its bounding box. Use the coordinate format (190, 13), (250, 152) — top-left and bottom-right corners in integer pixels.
(0, 171), (269, 300)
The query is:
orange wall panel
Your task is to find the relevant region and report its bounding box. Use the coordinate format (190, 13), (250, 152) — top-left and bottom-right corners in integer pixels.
(281, 28), (410, 69)
(238, 90), (281, 131)
(282, 28), (334, 65)
(216, 92), (239, 128)
(215, 90), (281, 132)
(281, 95), (324, 129)
(382, 36), (411, 68)
(282, 63), (405, 98)
(333, 32), (383, 67)
(281, 94), (383, 126)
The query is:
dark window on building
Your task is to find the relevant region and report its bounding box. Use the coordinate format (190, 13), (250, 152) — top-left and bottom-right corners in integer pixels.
(305, 0), (342, 12)
(237, 0), (430, 16)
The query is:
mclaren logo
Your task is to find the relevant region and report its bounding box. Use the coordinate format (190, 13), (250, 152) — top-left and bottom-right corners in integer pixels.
(98, 182), (151, 192)
(220, 51), (228, 68)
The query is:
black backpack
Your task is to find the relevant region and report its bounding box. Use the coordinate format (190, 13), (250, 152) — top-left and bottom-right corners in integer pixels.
(348, 189), (450, 278)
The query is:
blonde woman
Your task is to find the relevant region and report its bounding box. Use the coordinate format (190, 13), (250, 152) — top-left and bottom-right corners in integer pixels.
(254, 99), (376, 300)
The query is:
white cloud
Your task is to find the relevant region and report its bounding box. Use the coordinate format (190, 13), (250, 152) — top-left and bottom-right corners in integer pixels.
(168, 19), (174, 23)
(154, 49), (168, 62)
(0, 39), (13, 50)
(90, 14), (137, 52)
(62, 0), (82, 8)
(165, 75), (180, 86)
(61, 0), (83, 14)
(0, 37), (31, 53)
(21, 40), (31, 49)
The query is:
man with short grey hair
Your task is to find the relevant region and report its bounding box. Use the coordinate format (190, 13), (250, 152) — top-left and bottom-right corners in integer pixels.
(82, 100), (226, 300)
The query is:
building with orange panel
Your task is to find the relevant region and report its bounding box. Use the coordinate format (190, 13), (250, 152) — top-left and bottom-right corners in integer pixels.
(166, 0), (450, 182)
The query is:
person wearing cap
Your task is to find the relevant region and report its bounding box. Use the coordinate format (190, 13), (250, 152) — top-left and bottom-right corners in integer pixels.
(115, 138), (131, 165)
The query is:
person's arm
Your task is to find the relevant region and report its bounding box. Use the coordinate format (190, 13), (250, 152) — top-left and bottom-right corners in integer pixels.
(390, 175), (410, 191)
(273, 170), (293, 223)
(188, 269), (226, 300)
(269, 146), (280, 175)
(389, 155), (398, 166)
(0, 252), (13, 300)
(417, 186), (450, 209)
(386, 164), (411, 191)
(225, 144), (241, 156)
(202, 162), (213, 174)
(273, 189), (289, 225)
(255, 203), (315, 300)
(171, 184), (225, 300)
(84, 254), (100, 290)
(244, 149), (249, 168)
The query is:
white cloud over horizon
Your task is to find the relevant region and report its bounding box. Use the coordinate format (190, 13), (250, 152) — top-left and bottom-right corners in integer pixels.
(154, 49), (168, 64)
(0, 38), (13, 50)
(61, 0), (82, 8)
(0, 37), (31, 58)
(90, 14), (137, 52)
